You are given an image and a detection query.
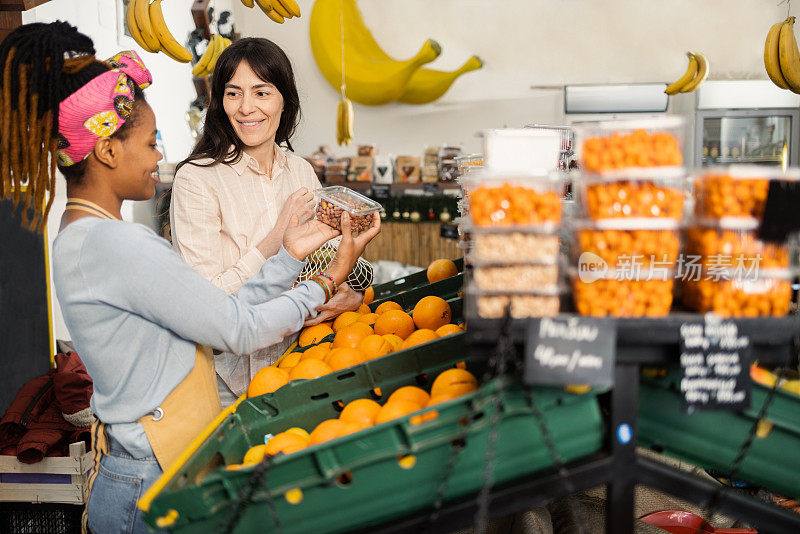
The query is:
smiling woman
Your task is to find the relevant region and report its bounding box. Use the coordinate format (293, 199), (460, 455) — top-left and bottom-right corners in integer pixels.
(170, 38), (367, 407)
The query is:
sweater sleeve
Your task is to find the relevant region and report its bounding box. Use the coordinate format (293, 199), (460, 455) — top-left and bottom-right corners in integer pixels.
(77, 222), (324, 355)
(169, 169), (266, 295)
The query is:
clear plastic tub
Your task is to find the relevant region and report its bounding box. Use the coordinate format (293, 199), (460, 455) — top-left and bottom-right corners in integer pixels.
(465, 287), (561, 318)
(682, 271), (792, 317)
(460, 171), (564, 226)
(575, 172), (687, 221)
(466, 229), (560, 264)
(685, 223), (790, 270)
(693, 166), (800, 220)
(479, 128), (562, 174)
(573, 116), (686, 173)
(573, 219), (681, 269)
(471, 264), (560, 292)
(455, 154), (484, 178)
(571, 269), (675, 317)
(314, 186), (381, 233)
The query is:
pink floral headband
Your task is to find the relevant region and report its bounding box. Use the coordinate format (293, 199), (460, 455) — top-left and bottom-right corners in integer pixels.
(56, 51), (153, 166)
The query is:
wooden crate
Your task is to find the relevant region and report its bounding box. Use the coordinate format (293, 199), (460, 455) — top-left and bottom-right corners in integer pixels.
(0, 442), (90, 504)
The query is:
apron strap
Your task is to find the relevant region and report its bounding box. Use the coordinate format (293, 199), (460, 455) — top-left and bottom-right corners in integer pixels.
(81, 420), (108, 534)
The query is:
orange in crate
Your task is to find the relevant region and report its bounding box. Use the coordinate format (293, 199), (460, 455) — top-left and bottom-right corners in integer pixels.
(358, 334), (393, 359)
(309, 419), (345, 445)
(332, 322), (373, 349)
(300, 342), (331, 361)
(400, 329), (439, 350)
(332, 311), (362, 332)
(289, 359), (333, 380)
(375, 301), (403, 315)
(327, 347), (366, 371)
(427, 259), (458, 283)
(340, 398), (381, 426)
(247, 367), (289, 398)
(265, 432), (308, 456)
(357, 313), (379, 328)
(298, 324), (334, 347)
(363, 286), (375, 305)
(387, 386), (430, 407)
(412, 296), (452, 331)
(431, 369), (478, 397)
(375, 400), (422, 425)
(373, 310), (415, 339)
(435, 324), (463, 337)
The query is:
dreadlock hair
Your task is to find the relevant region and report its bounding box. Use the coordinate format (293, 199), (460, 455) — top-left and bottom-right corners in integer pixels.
(0, 21), (140, 232)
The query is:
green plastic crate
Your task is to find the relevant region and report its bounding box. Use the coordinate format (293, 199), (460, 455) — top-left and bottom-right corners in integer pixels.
(639, 369), (800, 498)
(370, 273), (463, 312)
(143, 376), (602, 533)
(371, 258), (464, 304)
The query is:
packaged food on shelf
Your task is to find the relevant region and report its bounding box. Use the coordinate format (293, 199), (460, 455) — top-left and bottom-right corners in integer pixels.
(395, 155), (421, 183)
(682, 271), (792, 317)
(575, 171), (687, 221)
(685, 222), (789, 269)
(462, 171), (564, 226)
(470, 231), (560, 263)
(573, 116), (685, 173)
(357, 144), (377, 157)
(693, 166), (800, 220)
(573, 219), (681, 268)
(348, 156), (374, 182)
(438, 158), (459, 182)
(472, 263), (560, 292)
(466, 288), (561, 318)
(455, 154), (484, 178)
(572, 270), (674, 317)
(315, 186), (381, 233)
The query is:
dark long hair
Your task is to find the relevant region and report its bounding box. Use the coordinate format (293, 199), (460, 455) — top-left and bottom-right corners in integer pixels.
(177, 38), (300, 172)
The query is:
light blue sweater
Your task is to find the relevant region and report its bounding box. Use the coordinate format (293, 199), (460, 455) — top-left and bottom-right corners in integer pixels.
(52, 218), (325, 457)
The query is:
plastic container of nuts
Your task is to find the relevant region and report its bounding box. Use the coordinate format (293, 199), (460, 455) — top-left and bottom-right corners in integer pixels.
(467, 230), (560, 264)
(314, 186), (382, 234)
(693, 166), (800, 221)
(572, 116), (686, 174)
(465, 286), (562, 319)
(573, 218), (681, 269)
(574, 170), (688, 222)
(461, 170), (564, 227)
(571, 268), (675, 317)
(471, 263), (561, 292)
(685, 220), (790, 270)
(682, 269), (793, 317)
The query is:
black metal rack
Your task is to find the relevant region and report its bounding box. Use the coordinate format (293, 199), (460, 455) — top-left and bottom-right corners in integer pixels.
(362, 314), (800, 534)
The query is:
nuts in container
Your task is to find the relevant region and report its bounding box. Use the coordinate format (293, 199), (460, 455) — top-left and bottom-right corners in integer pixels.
(471, 232), (559, 263)
(472, 264), (559, 292)
(467, 289), (561, 319)
(314, 186), (381, 234)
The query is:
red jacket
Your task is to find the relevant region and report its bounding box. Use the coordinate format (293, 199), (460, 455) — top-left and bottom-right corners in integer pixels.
(0, 352), (93, 463)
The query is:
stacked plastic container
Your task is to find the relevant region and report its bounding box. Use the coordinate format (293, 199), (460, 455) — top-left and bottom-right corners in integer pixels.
(682, 166), (796, 316)
(571, 117), (688, 317)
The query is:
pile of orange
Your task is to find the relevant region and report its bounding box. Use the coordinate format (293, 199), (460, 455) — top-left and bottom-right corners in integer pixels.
(237, 368), (479, 465)
(581, 129), (683, 172)
(246, 296), (465, 399)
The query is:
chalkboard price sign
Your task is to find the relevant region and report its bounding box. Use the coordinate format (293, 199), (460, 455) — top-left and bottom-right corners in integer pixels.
(440, 223), (459, 240)
(423, 182), (439, 194)
(370, 183), (390, 200)
(679, 316), (751, 412)
(524, 316), (616, 387)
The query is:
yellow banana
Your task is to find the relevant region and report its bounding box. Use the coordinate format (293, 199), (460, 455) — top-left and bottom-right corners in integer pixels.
(336, 98), (353, 146)
(222, 37), (232, 47)
(664, 52), (698, 95)
(126, 0), (157, 53)
(269, 0), (293, 19)
(679, 52), (708, 93)
(779, 17), (800, 93)
(134, 0), (161, 52)
(192, 34), (219, 77)
(207, 35), (225, 75)
(309, 0), (442, 105)
(765, 19), (790, 90)
(240, 0), (255, 7)
(149, 0), (192, 62)
(398, 55), (483, 104)
(275, 0), (301, 18)
(255, 0), (285, 23)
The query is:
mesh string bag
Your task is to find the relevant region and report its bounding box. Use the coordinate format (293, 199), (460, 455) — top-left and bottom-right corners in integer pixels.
(298, 242), (374, 292)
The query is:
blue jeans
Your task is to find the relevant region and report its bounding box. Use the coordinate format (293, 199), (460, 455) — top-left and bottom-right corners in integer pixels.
(87, 438), (164, 534)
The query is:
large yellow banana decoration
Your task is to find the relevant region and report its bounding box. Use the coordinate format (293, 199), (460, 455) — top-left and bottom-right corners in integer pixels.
(309, 0), (442, 105)
(399, 56), (483, 104)
(779, 17), (800, 94)
(679, 52), (708, 93)
(149, 0), (193, 62)
(664, 53), (698, 95)
(765, 19), (790, 90)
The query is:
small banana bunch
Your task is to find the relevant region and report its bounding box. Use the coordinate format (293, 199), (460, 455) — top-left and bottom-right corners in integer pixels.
(191, 34), (232, 77)
(336, 97), (354, 146)
(125, 0), (193, 62)
(765, 16), (800, 94)
(242, 0), (302, 24)
(664, 52), (709, 95)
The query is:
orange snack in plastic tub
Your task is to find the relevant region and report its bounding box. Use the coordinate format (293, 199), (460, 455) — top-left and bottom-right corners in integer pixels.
(682, 275), (791, 317)
(573, 276), (674, 317)
(581, 179), (685, 220)
(469, 184), (561, 226)
(685, 226), (789, 269)
(576, 226), (680, 268)
(581, 129), (683, 172)
(693, 170), (768, 219)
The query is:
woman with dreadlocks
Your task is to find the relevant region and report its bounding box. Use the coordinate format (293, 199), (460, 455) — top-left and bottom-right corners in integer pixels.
(0, 21), (380, 533)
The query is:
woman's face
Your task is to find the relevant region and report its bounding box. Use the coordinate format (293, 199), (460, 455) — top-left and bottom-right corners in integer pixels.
(115, 103), (162, 201)
(223, 60), (284, 151)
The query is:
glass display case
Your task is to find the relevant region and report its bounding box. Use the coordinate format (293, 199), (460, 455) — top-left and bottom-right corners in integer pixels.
(695, 109), (799, 168)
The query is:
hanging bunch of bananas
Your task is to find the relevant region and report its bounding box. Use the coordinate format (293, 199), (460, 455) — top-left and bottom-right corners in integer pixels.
(336, 97), (354, 146)
(191, 34), (233, 77)
(664, 52), (709, 95)
(125, 0), (193, 63)
(308, 0), (482, 107)
(765, 16), (800, 93)
(239, 0), (302, 24)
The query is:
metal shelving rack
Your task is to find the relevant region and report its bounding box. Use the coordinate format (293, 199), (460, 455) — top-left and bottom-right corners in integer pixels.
(362, 314), (800, 534)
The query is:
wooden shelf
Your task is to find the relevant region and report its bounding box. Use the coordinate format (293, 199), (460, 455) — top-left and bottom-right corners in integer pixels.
(0, 0), (53, 11)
